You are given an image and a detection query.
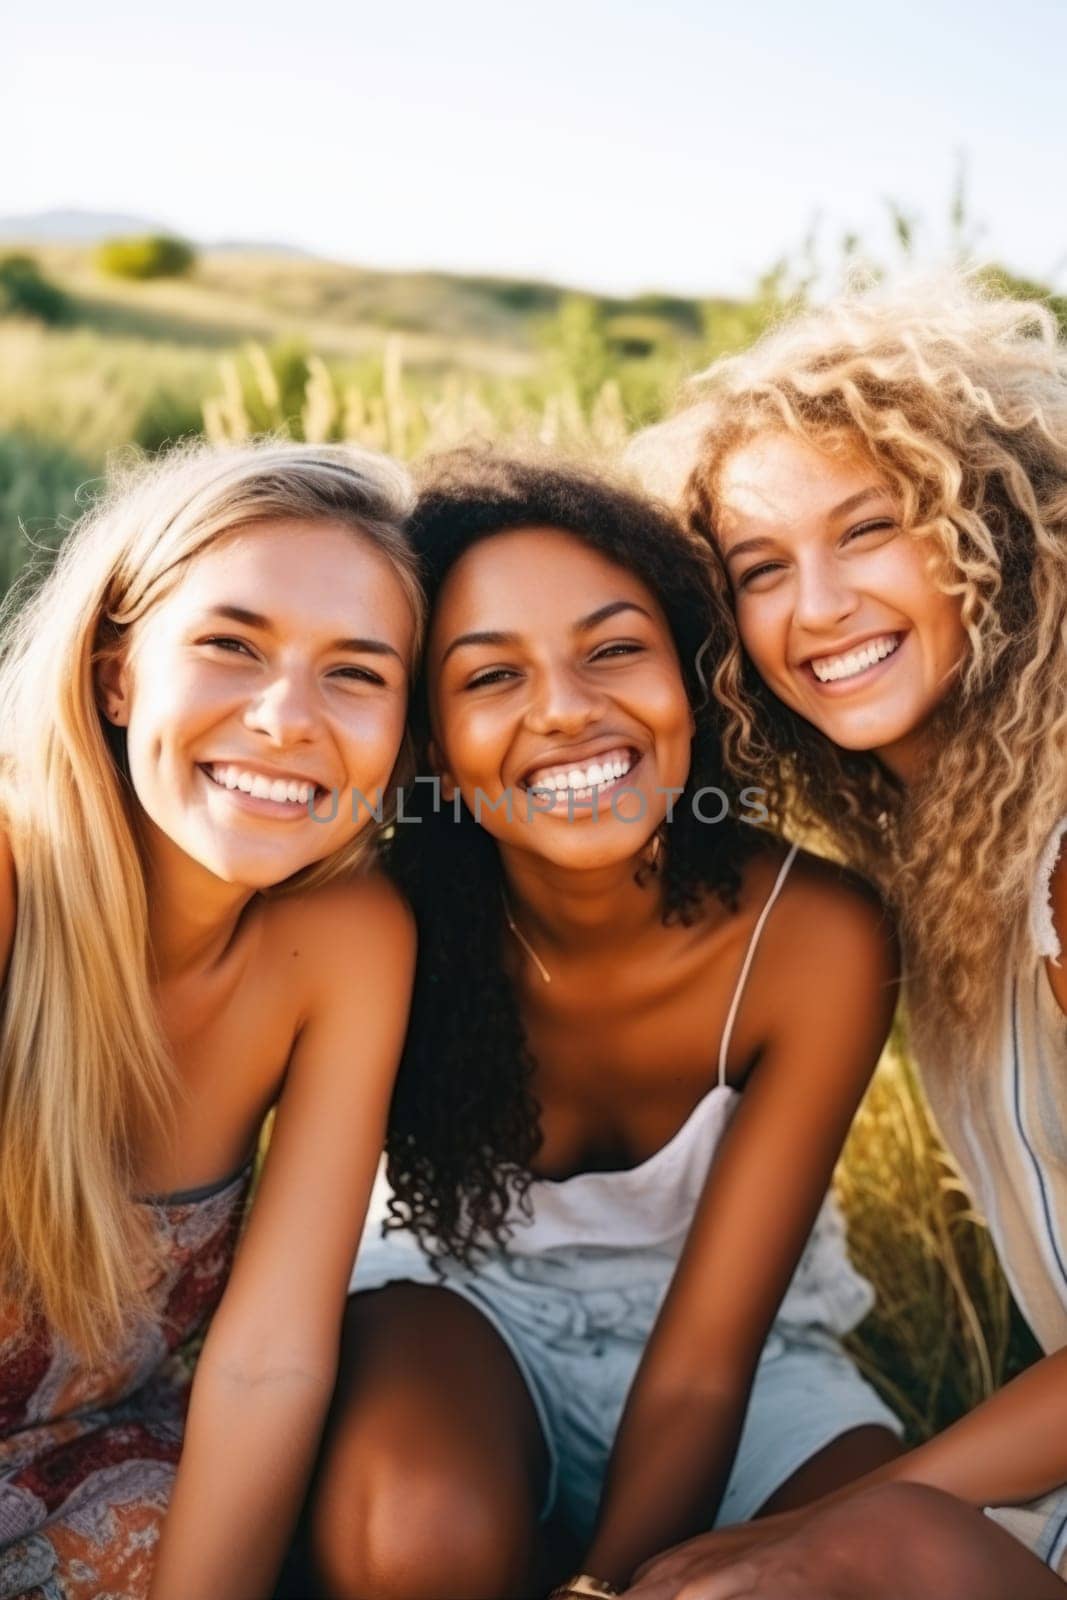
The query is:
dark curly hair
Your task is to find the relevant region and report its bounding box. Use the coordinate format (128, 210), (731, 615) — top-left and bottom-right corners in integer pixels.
(383, 449), (757, 1261)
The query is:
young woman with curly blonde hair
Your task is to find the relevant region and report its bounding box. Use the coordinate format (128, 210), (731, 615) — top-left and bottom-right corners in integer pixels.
(624, 281), (1067, 1598)
(0, 441), (422, 1600)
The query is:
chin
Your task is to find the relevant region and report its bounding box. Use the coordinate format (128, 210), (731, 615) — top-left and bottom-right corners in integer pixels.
(542, 829), (653, 872)
(200, 847), (311, 889)
(818, 715), (914, 755)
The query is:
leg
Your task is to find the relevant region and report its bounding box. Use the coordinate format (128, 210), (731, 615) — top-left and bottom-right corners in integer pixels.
(756, 1424), (902, 1515)
(777, 1483), (1067, 1600)
(307, 1283), (549, 1600)
(631, 1483), (1067, 1599)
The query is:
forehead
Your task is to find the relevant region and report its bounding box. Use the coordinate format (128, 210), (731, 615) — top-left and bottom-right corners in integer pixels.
(432, 524), (664, 636)
(165, 517), (411, 631)
(716, 432), (882, 535)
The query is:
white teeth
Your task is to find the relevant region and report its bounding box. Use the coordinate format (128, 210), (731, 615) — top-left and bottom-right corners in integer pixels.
(527, 749), (635, 793)
(811, 635), (900, 684)
(207, 765), (315, 805)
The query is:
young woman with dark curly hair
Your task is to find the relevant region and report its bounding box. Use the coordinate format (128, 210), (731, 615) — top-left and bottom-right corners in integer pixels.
(303, 453), (903, 1599)
(623, 279), (1067, 1599)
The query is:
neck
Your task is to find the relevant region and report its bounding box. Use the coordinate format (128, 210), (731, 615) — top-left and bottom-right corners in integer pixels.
(498, 845), (663, 965)
(140, 818), (256, 982)
(873, 730), (932, 788)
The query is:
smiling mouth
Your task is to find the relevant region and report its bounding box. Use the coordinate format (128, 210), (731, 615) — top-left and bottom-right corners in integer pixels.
(806, 633), (903, 687)
(520, 745), (641, 805)
(199, 762), (327, 811)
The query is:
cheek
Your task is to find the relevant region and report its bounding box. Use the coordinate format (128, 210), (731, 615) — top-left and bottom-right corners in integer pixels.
(923, 592), (968, 673)
(440, 702), (512, 783)
(891, 550), (968, 670)
(339, 697), (409, 774)
(736, 596), (791, 683)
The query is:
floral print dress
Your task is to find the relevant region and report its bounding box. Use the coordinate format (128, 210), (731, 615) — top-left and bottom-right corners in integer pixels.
(0, 1166), (250, 1600)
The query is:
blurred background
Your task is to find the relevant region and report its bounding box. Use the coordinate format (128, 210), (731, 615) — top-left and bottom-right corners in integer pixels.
(5, 0), (1064, 1434)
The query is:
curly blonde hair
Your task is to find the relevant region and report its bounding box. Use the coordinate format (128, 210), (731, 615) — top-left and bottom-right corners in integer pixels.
(661, 277), (1067, 1057)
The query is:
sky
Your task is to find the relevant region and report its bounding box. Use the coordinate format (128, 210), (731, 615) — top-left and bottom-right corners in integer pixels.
(7, 0), (1066, 298)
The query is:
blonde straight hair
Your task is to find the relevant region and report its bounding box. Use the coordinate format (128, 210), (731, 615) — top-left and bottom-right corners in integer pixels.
(0, 440), (424, 1357)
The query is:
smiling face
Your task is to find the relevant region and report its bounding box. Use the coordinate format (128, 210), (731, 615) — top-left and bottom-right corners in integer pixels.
(101, 517), (415, 889)
(714, 431), (969, 780)
(428, 526), (694, 871)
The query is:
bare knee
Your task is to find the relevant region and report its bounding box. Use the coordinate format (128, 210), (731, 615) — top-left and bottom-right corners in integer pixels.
(797, 1482), (1010, 1599)
(311, 1453), (535, 1600)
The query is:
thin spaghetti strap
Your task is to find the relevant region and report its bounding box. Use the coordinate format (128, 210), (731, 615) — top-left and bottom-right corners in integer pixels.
(717, 841), (800, 1089)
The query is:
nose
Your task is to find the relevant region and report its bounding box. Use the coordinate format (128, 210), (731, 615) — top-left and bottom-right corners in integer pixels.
(524, 663), (606, 737)
(243, 670), (318, 746)
(792, 553), (861, 634)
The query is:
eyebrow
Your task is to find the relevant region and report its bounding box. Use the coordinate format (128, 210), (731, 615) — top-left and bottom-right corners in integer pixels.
(723, 487), (890, 565)
(439, 600), (655, 666)
(204, 605), (403, 661)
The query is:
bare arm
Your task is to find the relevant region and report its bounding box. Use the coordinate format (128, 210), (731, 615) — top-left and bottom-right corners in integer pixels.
(147, 875), (415, 1600)
(581, 865), (899, 1587)
(625, 846), (1067, 1596)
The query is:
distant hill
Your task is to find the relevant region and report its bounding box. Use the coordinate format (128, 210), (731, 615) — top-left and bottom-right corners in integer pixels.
(0, 210), (310, 258)
(5, 234), (720, 363)
(0, 209), (175, 242)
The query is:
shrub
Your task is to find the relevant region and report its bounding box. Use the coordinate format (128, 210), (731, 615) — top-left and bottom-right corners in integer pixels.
(0, 255), (70, 325)
(133, 388), (206, 453)
(0, 430), (98, 591)
(95, 235), (197, 282)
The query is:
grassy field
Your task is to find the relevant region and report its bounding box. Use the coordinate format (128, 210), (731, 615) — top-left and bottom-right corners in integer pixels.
(0, 238), (1045, 1438)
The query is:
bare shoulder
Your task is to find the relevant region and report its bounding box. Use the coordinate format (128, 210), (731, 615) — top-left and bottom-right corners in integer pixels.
(742, 837), (898, 989)
(260, 871), (415, 1000)
(0, 826), (16, 982)
(736, 839), (899, 1086)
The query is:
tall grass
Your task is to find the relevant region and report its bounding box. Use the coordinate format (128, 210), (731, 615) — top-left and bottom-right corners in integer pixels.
(202, 336), (636, 461)
(838, 1031), (1038, 1440)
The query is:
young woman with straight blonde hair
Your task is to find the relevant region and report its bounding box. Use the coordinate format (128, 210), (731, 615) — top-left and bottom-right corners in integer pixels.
(624, 280), (1067, 1598)
(0, 440), (423, 1600)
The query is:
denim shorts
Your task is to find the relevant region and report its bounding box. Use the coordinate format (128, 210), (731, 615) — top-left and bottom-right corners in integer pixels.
(985, 1491), (1067, 1580)
(351, 1229), (903, 1542)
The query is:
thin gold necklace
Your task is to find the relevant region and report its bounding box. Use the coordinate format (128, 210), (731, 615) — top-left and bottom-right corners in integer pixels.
(501, 890), (552, 984)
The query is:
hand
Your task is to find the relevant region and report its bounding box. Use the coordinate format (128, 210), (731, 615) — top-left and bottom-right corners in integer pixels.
(622, 1513), (836, 1600)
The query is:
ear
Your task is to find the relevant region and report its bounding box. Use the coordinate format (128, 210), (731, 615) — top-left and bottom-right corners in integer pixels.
(427, 736), (457, 802)
(95, 648), (132, 728)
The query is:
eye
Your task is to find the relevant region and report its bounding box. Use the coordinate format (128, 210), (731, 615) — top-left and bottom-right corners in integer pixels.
(203, 634), (255, 657)
(330, 665), (387, 686)
(844, 518), (897, 544)
(736, 561), (786, 592)
(465, 666), (520, 690)
(590, 641), (644, 662)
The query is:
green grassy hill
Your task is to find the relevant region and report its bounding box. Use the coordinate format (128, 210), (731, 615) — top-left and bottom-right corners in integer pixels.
(0, 242), (760, 583)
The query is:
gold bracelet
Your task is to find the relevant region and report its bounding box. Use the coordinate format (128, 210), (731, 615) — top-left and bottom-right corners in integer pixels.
(548, 1577), (621, 1599)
